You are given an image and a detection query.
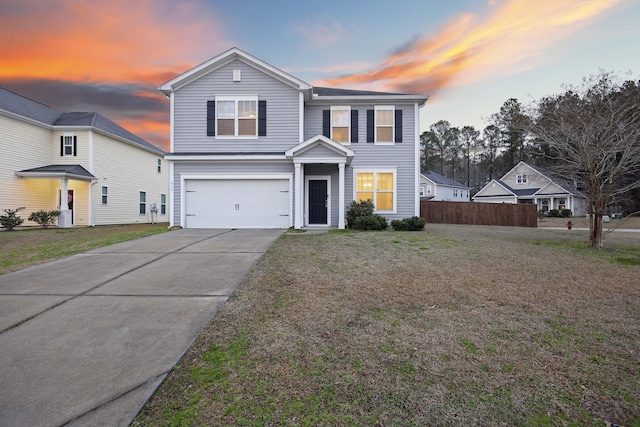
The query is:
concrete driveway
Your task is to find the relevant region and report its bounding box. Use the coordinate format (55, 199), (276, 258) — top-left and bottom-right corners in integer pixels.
(0, 228), (283, 427)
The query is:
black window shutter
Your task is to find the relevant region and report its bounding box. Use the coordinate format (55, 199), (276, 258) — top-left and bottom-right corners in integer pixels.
(394, 109), (403, 143)
(258, 100), (267, 136)
(60, 136), (63, 156)
(206, 100), (215, 136)
(73, 136), (77, 156)
(322, 110), (330, 137)
(366, 110), (374, 143)
(350, 110), (358, 143)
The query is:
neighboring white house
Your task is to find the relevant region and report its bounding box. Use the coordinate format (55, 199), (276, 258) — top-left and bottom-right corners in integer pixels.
(0, 86), (169, 227)
(472, 161), (588, 216)
(419, 170), (470, 201)
(159, 47), (428, 229)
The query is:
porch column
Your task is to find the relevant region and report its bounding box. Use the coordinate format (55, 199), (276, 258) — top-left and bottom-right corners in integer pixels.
(294, 163), (303, 229)
(338, 163), (345, 229)
(550, 196), (555, 211)
(58, 178), (71, 228)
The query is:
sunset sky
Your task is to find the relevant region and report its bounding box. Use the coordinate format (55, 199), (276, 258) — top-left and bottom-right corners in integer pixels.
(1, 0), (638, 151)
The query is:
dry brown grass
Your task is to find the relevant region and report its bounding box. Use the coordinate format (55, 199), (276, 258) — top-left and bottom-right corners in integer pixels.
(134, 225), (640, 426)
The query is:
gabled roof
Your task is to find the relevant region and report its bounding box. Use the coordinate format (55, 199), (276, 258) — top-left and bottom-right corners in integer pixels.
(15, 164), (97, 181)
(285, 134), (354, 165)
(472, 179), (516, 198)
(0, 86), (61, 125)
(159, 47), (312, 95)
(503, 161), (586, 197)
(420, 170), (469, 189)
(0, 86), (164, 155)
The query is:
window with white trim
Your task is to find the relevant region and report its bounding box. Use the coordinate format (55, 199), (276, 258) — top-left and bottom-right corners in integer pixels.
(216, 96), (257, 137)
(420, 186), (426, 197)
(160, 194), (166, 215)
(157, 159), (162, 173)
(453, 188), (458, 197)
(375, 106), (394, 143)
(517, 174), (528, 184)
(62, 134), (75, 156)
(139, 191), (146, 215)
(355, 170), (395, 212)
(101, 186), (108, 205)
(331, 106), (350, 143)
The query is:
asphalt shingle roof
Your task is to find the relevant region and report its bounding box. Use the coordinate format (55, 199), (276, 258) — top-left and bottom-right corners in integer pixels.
(1, 86), (164, 155)
(17, 164), (96, 179)
(421, 170), (469, 188)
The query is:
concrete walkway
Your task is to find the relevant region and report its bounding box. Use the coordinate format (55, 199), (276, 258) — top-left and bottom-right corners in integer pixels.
(0, 228), (283, 427)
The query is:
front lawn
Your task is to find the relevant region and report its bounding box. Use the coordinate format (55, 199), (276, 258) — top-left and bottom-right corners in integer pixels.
(133, 224), (640, 426)
(0, 223), (170, 275)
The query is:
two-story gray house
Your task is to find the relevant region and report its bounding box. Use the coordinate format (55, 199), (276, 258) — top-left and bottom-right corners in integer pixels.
(160, 48), (428, 229)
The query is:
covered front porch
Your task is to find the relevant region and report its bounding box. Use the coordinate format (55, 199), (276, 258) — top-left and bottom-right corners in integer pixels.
(15, 165), (97, 227)
(285, 135), (354, 229)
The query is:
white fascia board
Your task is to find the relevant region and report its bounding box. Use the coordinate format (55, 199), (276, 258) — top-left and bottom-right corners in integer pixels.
(309, 96), (429, 106)
(15, 171), (97, 182)
(164, 153), (288, 162)
(0, 109), (54, 129)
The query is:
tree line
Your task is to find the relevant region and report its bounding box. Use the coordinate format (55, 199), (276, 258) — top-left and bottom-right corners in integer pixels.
(421, 71), (640, 248)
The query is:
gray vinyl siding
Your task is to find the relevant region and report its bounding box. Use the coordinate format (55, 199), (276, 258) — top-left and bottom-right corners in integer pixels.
(171, 161), (294, 224)
(173, 59), (300, 153)
(305, 103), (418, 221)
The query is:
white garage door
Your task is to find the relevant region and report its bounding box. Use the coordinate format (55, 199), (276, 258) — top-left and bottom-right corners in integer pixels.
(184, 179), (290, 228)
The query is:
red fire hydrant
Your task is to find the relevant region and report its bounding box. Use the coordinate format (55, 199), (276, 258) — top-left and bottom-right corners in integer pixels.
(567, 220), (572, 230)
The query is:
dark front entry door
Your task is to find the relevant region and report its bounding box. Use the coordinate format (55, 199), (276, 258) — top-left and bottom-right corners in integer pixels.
(309, 180), (328, 224)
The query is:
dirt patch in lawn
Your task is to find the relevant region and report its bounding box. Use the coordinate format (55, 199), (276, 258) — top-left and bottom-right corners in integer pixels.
(134, 224), (639, 426)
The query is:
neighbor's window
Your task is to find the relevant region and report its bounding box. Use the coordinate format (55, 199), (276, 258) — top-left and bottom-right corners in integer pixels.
(331, 106), (350, 143)
(101, 186), (108, 205)
(420, 186), (426, 197)
(160, 193), (166, 215)
(63, 134), (75, 156)
(517, 174), (528, 184)
(216, 96), (257, 137)
(453, 188), (458, 197)
(375, 106), (394, 143)
(139, 191), (146, 215)
(355, 171), (395, 212)
(426, 185), (432, 195)
(157, 159), (162, 173)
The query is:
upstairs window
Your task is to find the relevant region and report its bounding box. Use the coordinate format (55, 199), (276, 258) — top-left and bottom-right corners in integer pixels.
(517, 174), (528, 184)
(216, 96), (257, 137)
(331, 106), (350, 143)
(157, 159), (162, 173)
(375, 106), (394, 143)
(453, 188), (458, 197)
(60, 134), (76, 157)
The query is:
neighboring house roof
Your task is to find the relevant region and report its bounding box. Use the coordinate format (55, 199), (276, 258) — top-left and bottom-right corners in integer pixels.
(15, 164), (97, 182)
(472, 162), (587, 199)
(0, 86), (164, 155)
(420, 170), (469, 189)
(0, 86), (61, 125)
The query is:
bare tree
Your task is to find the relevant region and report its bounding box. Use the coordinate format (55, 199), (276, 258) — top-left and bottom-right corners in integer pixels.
(459, 125), (481, 187)
(528, 72), (640, 248)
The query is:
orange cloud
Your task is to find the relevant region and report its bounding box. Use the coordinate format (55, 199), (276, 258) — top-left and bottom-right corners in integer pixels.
(317, 0), (624, 95)
(0, 0), (232, 150)
(0, 0), (228, 85)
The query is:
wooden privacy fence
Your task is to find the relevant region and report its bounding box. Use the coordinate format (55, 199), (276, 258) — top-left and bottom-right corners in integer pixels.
(420, 201), (538, 228)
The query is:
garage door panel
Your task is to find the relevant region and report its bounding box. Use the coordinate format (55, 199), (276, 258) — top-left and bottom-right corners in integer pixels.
(184, 179), (290, 228)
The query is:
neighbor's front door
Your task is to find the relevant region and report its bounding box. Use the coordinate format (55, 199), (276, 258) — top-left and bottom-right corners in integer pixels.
(308, 179), (328, 225)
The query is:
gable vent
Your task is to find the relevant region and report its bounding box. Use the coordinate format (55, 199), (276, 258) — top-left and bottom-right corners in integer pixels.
(233, 70), (241, 82)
